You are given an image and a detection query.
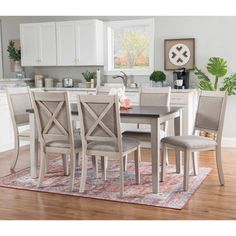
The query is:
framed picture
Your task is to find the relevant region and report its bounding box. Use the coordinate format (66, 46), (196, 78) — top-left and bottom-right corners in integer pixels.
(164, 38), (195, 70)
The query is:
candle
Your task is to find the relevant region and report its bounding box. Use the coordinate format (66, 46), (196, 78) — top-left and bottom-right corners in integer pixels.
(96, 69), (101, 87)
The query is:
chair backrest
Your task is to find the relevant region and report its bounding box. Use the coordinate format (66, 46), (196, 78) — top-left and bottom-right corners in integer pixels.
(194, 91), (227, 143)
(77, 94), (122, 153)
(139, 87), (171, 106)
(32, 91), (74, 147)
(96, 85), (125, 95)
(6, 86), (32, 127)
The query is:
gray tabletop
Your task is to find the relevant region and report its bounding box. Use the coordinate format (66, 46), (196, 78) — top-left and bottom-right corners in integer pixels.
(27, 105), (182, 117)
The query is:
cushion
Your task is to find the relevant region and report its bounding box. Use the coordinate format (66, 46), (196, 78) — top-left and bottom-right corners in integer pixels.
(87, 137), (139, 153)
(46, 135), (81, 149)
(161, 135), (217, 149)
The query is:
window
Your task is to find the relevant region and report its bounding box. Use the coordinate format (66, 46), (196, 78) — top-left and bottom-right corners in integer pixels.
(104, 18), (154, 75)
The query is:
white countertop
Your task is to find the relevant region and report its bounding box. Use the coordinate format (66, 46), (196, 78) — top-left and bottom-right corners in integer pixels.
(43, 87), (197, 93)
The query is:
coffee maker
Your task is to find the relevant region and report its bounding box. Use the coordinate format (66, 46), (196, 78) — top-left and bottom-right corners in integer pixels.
(173, 68), (190, 89)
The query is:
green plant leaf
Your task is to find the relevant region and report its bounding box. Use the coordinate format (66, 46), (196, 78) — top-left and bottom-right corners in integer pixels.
(207, 57), (227, 77)
(82, 71), (95, 82)
(194, 66), (210, 81)
(149, 70), (166, 82)
(220, 73), (236, 95)
(7, 40), (21, 61)
(199, 79), (215, 91)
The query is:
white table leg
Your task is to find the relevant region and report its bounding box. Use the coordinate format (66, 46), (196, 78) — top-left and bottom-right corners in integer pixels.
(174, 109), (183, 173)
(29, 113), (38, 178)
(151, 117), (160, 194)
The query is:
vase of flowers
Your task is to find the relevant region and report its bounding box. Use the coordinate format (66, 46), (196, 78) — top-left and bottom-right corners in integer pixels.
(7, 40), (22, 72)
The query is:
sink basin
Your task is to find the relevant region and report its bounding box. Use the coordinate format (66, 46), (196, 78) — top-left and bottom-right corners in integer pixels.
(103, 83), (124, 88)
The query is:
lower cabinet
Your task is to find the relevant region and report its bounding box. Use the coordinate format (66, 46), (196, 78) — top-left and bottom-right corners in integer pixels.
(0, 94), (14, 153)
(0, 93), (29, 153)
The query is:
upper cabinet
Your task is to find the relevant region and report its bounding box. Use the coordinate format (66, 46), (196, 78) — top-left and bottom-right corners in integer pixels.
(20, 22), (57, 66)
(20, 19), (104, 66)
(56, 20), (104, 66)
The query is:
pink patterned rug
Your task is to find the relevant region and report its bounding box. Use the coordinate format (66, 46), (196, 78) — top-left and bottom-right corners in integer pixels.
(0, 157), (211, 209)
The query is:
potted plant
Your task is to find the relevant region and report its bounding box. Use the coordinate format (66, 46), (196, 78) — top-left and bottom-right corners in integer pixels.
(194, 57), (236, 94)
(82, 71), (96, 88)
(7, 40), (22, 72)
(150, 70), (166, 87)
(194, 57), (236, 138)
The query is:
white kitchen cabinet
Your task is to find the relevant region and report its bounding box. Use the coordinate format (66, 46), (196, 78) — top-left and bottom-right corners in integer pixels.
(169, 90), (198, 135)
(20, 22), (57, 66)
(56, 21), (77, 66)
(0, 93), (14, 153)
(56, 20), (103, 66)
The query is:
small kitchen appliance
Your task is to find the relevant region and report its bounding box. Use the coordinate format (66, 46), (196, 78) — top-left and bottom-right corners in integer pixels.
(63, 78), (73, 88)
(173, 68), (190, 89)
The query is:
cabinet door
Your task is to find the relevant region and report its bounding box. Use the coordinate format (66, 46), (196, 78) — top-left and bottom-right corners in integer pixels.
(20, 24), (39, 66)
(0, 95), (14, 152)
(56, 21), (77, 65)
(75, 20), (104, 65)
(38, 23), (57, 66)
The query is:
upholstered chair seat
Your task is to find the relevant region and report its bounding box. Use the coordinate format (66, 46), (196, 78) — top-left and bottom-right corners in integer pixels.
(162, 135), (217, 149)
(87, 137), (139, 152)
(46, 135), (82, 149)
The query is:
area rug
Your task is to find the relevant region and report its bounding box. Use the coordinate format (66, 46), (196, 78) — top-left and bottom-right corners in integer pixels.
(0, 157), (211, 209)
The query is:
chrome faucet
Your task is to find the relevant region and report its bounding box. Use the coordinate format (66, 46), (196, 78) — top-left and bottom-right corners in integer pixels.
(112, 71), (128, 87)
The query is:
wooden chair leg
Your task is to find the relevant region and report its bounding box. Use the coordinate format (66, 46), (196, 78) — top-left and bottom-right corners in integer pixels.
(38, 150), (46, 188)
(183, 150), (190, 191)
(45, 153), (49, 173)
(124, 155), (128, 171)
(216, 146), (224, 185)
(176, 150), (183, 173)
(101, 156), (108, 180)
(91, 155), (98, 178)
(120, 156), (124, 197)
(161, 143), (167, 182)
(76, 153), (80, 166)
(134, 146), (140, 185)
(62, 154), (69, 176)
(192, 152), (199, 176)
(79, 153), (88, 193)
(165, 149), (169, 166)
(10, 136), (19, 171)
(70, 152), (76, 191)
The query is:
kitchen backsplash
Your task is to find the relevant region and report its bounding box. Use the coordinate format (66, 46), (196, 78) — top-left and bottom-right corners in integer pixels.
(24, 66), (105, 85)
(24, 66), (198, 88)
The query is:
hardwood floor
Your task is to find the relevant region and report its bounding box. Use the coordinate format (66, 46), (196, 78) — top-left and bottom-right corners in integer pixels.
(0, 145), (236, 220)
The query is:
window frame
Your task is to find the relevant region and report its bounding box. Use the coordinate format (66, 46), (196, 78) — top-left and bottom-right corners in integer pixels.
(104, 18), (155, 76)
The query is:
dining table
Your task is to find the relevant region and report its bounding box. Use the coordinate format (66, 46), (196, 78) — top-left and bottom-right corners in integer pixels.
(27, 104), (183, 194)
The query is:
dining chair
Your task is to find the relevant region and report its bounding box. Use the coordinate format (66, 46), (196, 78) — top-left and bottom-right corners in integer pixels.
(161, 91), (228, 191)
(77, 94), (141, 197)
(6, 86), (32, 171)
(31, 91), (81, 189)
(122, 87), (171, 166)
(95, 85), (125, 178)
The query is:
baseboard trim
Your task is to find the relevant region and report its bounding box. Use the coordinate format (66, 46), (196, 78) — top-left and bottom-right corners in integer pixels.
(222, 137), (236, 148)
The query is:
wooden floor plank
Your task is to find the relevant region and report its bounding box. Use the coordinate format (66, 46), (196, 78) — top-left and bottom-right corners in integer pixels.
(0, 146), (235, 219)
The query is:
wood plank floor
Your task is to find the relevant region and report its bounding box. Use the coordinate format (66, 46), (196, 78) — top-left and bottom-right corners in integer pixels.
(0, 146), (235, 220)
